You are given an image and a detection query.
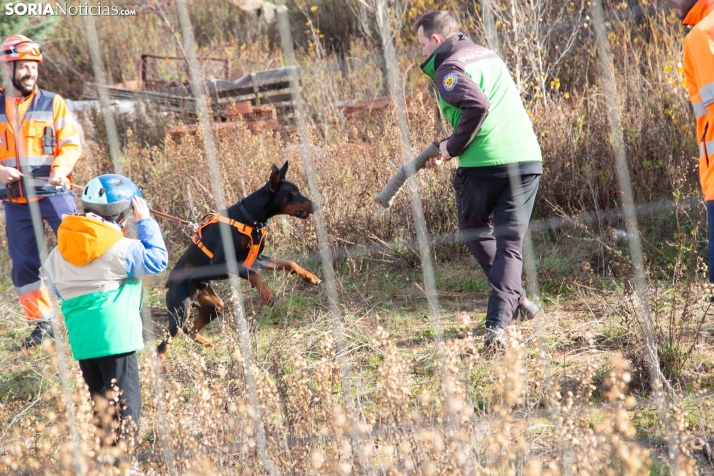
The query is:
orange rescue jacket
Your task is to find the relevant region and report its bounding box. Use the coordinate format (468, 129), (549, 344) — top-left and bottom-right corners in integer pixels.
(0, 86), (81, 202)
(684, 0), (714, 200)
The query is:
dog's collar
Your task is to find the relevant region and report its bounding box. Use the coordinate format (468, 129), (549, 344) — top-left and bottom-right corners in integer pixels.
(238, 199), (266, 229)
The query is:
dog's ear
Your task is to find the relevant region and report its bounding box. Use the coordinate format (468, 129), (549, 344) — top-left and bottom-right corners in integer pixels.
(268, 164), (280, 192)
(279, 161), (288, 179)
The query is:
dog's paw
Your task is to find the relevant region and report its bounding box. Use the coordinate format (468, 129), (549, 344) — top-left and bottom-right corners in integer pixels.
(193, 334), (214, 347)
(157, 356), (167, 374)
(260, 291), (275, 307)
(302, 273), (322, 284)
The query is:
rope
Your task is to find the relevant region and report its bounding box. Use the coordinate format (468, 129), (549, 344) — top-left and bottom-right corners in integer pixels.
(24, 176), (197, 229)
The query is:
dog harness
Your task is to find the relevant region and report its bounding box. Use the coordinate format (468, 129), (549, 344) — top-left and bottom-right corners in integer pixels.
(192, 212), (266, 268)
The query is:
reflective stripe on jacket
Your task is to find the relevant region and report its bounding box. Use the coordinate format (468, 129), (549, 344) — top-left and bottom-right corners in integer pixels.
(683, 0), (714, 200)
(0, 87), (81, 202)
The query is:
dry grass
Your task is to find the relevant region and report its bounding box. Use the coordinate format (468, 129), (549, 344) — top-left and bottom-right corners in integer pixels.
(0, 1), (712, 474)
(0, 255), (711, 474)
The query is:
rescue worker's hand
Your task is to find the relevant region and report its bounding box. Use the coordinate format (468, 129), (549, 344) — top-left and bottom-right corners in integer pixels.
(132, 197), (150, 222)
(439, 140), (452, 161)
(0, 166), (23, 185)
(424, 140), (452, 169)
(424, 156), (444, 169)
(47, 168), (68, 186)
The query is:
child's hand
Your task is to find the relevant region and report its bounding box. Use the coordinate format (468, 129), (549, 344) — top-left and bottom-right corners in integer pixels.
(132, 197), (150, 222)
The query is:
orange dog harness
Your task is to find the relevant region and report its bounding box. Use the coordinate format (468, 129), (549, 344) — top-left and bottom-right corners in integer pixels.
(192, 213), (266, 268)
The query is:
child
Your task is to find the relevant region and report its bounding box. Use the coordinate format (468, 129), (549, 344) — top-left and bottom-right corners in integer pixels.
(44, 174), (168, 444)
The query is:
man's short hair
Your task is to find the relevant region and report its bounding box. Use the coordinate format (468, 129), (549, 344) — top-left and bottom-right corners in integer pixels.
(414, 11), (460, 39)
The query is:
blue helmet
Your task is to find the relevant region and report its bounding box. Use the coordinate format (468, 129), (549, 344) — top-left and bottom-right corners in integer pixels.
(81, 174), (143, 221)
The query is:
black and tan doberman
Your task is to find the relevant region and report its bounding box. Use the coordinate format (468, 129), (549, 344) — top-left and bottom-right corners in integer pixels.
(157, 162), (321, 359)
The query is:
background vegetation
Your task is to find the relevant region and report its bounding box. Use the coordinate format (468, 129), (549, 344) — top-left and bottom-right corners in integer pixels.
(0, 0), (712, 474)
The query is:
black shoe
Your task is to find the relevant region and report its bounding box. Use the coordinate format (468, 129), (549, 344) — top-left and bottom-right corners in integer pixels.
(481, 327), (506, 357)
(514, 298), (541, 322)
(23, 322), (54, 348)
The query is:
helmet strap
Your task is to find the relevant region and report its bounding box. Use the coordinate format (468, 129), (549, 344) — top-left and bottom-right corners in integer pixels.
(117, 216), (128, 234)
(11, 62), (17, 92)
(10, 62), (22, 97)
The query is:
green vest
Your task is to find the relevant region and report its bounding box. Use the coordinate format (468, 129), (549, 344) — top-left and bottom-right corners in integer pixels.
(421, 39), (542, 168)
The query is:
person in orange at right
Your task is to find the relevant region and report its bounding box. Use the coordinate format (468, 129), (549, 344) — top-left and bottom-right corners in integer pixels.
(0, 34), (81, 347)
(671, 1), (714, 291)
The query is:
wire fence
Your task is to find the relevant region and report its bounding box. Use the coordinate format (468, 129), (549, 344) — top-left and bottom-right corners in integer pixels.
(0, 0), (710, 474)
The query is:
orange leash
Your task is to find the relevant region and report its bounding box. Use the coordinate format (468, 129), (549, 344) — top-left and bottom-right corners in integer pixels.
(28, 176), (264, 266)
(29, 177), (196, 228)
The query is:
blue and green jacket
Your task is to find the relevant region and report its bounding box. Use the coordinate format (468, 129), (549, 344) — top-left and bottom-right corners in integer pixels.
(45, 214), (168, 360)
(421, 34), (542, 173)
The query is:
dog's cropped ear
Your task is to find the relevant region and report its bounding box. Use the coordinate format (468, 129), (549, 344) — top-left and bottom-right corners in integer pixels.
(268, 164), (281, 192)
(279, 161), (288, 180)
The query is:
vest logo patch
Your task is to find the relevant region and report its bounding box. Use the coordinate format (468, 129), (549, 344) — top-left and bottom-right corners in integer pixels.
(443, 73), (458, 92)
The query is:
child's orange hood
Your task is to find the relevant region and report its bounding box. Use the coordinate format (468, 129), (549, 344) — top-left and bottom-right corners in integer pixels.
(57, 215), (123, 266)
(684, 0), (714, 25)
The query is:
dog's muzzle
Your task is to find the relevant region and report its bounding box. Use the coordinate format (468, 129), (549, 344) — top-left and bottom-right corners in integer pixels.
(295, 201), (318, 218)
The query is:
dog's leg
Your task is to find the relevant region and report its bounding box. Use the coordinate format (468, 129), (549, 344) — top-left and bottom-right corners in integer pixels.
(240, 268), (274, 306)
(191, 311), (214, 347)
(255, 255), (322, 284)
(190, 285), (224, 347)
(158, 280), (192, 360)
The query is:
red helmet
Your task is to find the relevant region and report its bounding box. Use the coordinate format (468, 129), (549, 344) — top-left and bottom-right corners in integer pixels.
(1, 35), (42, 63)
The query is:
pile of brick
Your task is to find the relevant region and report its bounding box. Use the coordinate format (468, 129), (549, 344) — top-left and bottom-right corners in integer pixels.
(166, 101), (280, 141)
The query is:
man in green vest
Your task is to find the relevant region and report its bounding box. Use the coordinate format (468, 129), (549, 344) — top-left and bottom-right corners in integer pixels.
(416, 10), (543, 350)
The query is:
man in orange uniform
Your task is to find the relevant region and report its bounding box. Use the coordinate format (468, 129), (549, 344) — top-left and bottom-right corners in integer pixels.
(0, 35), (81, 347)
(671, 1), (714, 288)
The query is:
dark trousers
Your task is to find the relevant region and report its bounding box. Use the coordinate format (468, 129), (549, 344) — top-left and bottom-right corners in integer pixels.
(78, 352), (141, 444)
(707, 201), (714, 283)
(4, 193), (77, 289)
(4, 194), (77, 322)
(453, 169), (540, 329)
